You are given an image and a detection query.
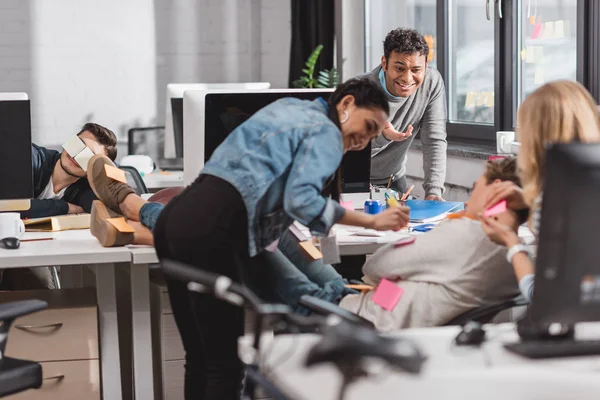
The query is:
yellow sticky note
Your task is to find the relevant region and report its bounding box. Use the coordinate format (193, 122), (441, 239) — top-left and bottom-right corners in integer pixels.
(477, 92), (487, 107)
(543, 21), (554, 38)
(520, 48), (527, 61)
(465, 92), (476, 107)
(300, 241), (323, 260)
(534, 66), (544, 85)
(526, 46), (536, 64)
(105, 164), (127, 183)
(107, 217), (135, 233)
(534, 46), (544, 63)
(554, 20), (565, 38)
(485, 92), (495, 108)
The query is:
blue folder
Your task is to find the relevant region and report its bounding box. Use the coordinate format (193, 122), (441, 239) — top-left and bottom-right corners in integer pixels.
(405, 200), (464, 223)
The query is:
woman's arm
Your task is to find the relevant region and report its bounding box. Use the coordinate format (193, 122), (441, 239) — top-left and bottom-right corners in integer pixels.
(339, 207), (410, 231)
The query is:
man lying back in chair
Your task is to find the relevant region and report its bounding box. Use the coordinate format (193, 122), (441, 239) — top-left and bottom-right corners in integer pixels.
(248, 157), (529, 330)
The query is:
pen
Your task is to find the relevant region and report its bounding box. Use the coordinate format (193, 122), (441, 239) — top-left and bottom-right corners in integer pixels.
(387, 174), (393, 189)
(401, 185), (414, 201)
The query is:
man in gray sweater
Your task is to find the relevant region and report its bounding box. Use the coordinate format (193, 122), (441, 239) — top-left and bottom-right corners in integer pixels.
(367, 28), (447, 200)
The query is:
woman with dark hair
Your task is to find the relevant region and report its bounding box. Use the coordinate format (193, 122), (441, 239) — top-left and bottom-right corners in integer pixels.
(86, 77), (410, 399)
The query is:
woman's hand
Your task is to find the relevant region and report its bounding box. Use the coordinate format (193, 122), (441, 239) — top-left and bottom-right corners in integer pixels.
(371, 206), (410, 231)
(484, 181), (527, 210)
(480, 214), (520, 247)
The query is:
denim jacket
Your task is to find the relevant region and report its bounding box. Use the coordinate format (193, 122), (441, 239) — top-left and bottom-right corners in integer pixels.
(202, 98), (347, 257)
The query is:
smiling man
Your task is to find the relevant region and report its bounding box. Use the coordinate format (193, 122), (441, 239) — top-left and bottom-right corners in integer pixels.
(367, 28), (447, 200)
(22, 123), (118, 218)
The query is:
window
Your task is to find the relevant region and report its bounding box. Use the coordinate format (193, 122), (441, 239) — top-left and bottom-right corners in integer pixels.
(364, 0), (593, 145)
(365, 0), (437, 71)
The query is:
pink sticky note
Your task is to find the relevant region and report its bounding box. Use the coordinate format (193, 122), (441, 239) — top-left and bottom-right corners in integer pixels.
(371, 279), (404, 311)
(484, 200), (507, 217)
(340, 201), (354, 210)
(488, 155), (506, 161)
(531, 23), (542, 39)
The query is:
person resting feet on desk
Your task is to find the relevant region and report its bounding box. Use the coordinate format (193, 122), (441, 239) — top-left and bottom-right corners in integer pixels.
(87, 76), (410, 400)
(247, 157), (529, 331)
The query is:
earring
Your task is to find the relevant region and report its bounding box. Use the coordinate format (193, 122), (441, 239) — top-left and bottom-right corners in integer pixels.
(340, 111), (349, 124)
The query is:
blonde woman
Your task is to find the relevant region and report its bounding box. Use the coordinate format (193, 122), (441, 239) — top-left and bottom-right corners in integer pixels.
(480, 80), (600, 302)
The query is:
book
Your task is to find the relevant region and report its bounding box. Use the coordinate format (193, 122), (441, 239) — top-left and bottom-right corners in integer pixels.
(405, 200), (464, 223)
(24, 213), (91, 232)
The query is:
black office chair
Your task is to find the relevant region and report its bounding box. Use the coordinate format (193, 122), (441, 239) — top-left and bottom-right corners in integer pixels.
(0, 299), (47, 398)
(443, 295), (529, 326)
(120, 165), (149, 195)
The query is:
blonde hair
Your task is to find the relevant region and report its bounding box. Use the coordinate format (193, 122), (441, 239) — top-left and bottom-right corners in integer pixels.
(517, 80), (600, 206)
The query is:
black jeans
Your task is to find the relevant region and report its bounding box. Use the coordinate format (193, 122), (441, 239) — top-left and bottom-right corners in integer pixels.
(389, 175), (410, 194)
(154, 175), (251, 400)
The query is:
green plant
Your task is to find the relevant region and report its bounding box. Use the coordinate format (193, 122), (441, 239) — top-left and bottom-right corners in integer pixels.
(293, 44), (323, 88)
(316, 67), (339, 88)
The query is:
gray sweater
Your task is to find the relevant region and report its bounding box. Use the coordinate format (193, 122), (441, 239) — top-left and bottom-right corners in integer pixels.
(366, 66), (448, 197)
(339, 218), (520, 330)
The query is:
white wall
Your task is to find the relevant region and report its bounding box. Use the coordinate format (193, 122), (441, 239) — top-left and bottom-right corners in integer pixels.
(0, 0), (291, 151)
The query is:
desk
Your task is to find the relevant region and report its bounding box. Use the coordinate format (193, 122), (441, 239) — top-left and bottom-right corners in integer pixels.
(142, 170), (184, 191)
(0, 230), (132, 400)
(238, 323), (600, 400)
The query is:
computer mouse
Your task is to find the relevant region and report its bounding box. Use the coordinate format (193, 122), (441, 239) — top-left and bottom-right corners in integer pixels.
(0, 237), (21, 249)
(454, 321), (486, 346)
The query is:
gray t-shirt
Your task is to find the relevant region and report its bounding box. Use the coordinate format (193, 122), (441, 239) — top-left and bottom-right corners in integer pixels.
(365, 66), (448, 197)
(339, 218), (520, 330)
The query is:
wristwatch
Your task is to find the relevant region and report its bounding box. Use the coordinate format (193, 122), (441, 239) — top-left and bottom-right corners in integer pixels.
(506, 243), (532, 263)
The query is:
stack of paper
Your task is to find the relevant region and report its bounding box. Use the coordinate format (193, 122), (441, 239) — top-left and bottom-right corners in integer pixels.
(405, 200), (464, 223)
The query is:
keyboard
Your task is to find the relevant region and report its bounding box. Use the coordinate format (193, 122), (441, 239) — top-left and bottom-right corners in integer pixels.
(504, 339), (600, 359)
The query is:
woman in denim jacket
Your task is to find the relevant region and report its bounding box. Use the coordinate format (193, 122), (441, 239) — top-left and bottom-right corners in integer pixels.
(86, 77), (410, 400)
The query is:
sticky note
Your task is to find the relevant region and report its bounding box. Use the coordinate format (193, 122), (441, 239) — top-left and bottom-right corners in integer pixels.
(484, 200), (507, 217)
(340, 201), (354, 210)
(485, 92), (495, 108)
(563, 20), (571, 37)
(346, 284), (374, 292)
(554, 20), (565, 38)
(465, 92), (476, 107)
(62, 135), (86, 157)
(520, 48), (527, 61)
(74, 147), (95, 172)
(300, 241), (323, 260)
(529, 15), (536, 25)
(393, 236), (416, 248)
(477, 92), (487, 107)
(543, 21), (554, 38)
(534, 46), (544, 63)
(526, 46), (536, 64)
(531, 23), (542, 39)
(104, 164), (127, 183)
(371, 279), (404, 311)
(107, 217), (135, 233)
(534, 66), (544, 85)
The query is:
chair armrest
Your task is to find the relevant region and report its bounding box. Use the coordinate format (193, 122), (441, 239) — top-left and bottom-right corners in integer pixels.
(0, 300), (47, 322)
(299, 295), (374, 329)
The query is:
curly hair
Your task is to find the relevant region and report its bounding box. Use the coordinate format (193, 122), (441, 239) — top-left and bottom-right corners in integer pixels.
(383, 28), (429, 61)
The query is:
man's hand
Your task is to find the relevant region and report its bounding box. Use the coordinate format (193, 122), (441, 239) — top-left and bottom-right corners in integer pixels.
(382, 121), (413, 142)
(68, 203), (84, 214)
(425, 195), (444, 201)
(371, 206), (410, 231)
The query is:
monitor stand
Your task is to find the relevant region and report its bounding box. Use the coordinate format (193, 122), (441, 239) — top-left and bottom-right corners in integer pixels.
(0, 199), (30, 212)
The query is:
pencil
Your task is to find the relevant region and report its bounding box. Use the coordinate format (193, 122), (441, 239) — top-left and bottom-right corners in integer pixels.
(386, 174), (393, 189)
(401, 185), (414, 201)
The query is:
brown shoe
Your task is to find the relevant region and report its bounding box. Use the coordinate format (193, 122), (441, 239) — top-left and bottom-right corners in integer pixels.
(87, 155), (135, 215)
(90, 201), (134, 247)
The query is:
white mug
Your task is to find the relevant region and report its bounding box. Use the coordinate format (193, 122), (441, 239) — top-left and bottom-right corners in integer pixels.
(0, 213), (25, 239)
(496, 131), (516, 154)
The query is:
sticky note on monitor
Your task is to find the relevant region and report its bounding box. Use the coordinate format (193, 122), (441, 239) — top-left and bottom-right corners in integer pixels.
(543, 21), (555, 38)
(74, 147), (94, 172)
(534, 66), (545, 85)
(371, 279), (404, 311)
(477, 92), (487, 107)
(485, 92), (495, 108)
(554, 20), (565, 38)
(465, 92), (476, 107)
(531, 23), (542, 40)
(104, 164), (127, 183)
(526, 46), (536, 64)
(62, 135), (86, 158)
(484, 200), (507, 217)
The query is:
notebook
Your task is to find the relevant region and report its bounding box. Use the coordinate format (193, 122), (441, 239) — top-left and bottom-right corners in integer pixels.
(405, 200), (464, 223)
(24, 213), (91, 232)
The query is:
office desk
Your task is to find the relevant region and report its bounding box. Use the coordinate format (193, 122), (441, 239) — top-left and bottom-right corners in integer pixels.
(0, 230), (132, 400)
(238, 323), (600, 400)
(142, 170), (184, 191)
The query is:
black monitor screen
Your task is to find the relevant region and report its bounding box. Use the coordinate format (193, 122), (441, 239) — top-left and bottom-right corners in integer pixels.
(0, 100), (33, 200)
(204, 92), (371, 193)
(171, 97), (184, 159)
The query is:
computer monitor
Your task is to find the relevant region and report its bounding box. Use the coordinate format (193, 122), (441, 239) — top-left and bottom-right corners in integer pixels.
(163, 83), (270, 159)
(0, 93), (32, 212)
(183, 89), (372, 207)
(530, 143), (600, 326)
(170, 98), (183, 158)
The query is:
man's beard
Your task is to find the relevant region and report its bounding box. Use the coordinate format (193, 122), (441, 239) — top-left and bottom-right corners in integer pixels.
(60, 156), (83, 178)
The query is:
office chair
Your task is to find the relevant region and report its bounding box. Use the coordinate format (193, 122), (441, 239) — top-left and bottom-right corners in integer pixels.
(443, 295), (529, 326)
(120, 165), (149, 195)
(0, 299), (47, 398)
